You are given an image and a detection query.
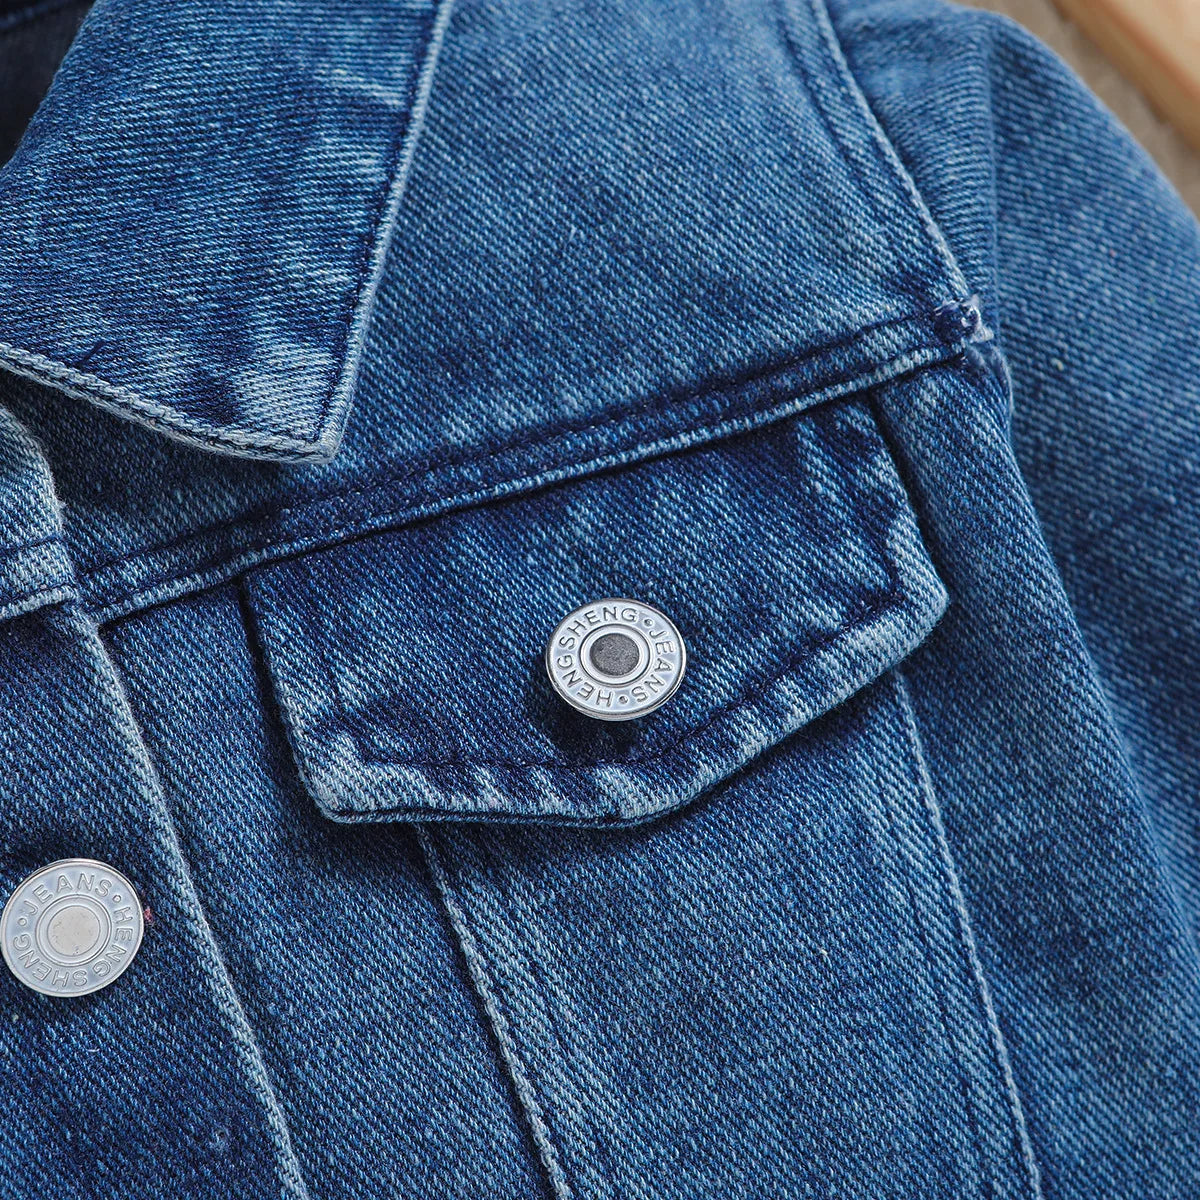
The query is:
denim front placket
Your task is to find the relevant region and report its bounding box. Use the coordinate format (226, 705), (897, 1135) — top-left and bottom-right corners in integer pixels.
(0, 600), (310, 1196)
(0, 410), (308, 1194)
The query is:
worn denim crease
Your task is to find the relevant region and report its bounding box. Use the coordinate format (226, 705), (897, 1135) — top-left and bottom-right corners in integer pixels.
(890, 669), (1043, 1198)
(873, 672), (1032, 1200)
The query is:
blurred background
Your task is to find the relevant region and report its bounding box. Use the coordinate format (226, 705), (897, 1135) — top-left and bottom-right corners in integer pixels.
(960, 0), (1200, 214)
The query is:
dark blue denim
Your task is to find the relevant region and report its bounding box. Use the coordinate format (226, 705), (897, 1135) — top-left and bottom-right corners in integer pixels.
(0, 0), (1196, 1196)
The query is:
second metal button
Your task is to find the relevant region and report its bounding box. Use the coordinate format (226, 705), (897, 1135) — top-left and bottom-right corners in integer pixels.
(545, 598), (686, 721)
(1, 859), (144, 997)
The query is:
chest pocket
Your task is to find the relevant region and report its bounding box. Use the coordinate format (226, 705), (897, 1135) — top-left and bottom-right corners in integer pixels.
(237, 378), (1044, 1200)
(242, 392), (947, 827)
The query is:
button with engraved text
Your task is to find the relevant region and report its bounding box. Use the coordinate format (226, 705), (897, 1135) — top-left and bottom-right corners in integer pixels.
(1, 859), (144, 997)
(545, 598), (687, 720)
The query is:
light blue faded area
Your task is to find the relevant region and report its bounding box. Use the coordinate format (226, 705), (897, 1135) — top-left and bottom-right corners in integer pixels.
(0, 0), (447, 459)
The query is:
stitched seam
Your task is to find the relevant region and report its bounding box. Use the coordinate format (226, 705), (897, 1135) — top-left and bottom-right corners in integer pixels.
(892, 670), (1045, 1198)
(0, 299), (964, 470)
(0, 533), (73, 595)
(417, 827), (576, 1200)
(329, 795), (687, 827)
(80, 324), (962, 618)
(318, 0), (458, 449)
(79, 310), (942, 577)
(58, 604), (313, 1199)
(1, 0), (978, 460)
(86, 357), (955, 621)
(811, 405), (902, 593)
(0, 532), (61, 559)
(0, 581), (76, 623)
(344, 591), (899, 770)
(315, 591), (941, 823)
(0, 1), (451, 452)
(776, 0), (902, 247)
(0, 571), (74, 601)
(302, 10), (440, 445)
(0, 342), (325, 454)
(800, 0), (974, 299)
(875, 674), (988, 1200)
(471, 835), (625, 1196)
(314, 407), (920, 786)
(778, 0), (965, 297)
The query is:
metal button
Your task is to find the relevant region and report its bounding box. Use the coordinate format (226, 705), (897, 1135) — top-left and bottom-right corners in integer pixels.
(1, 859), (144, 997)
(545, 598), (686, 721)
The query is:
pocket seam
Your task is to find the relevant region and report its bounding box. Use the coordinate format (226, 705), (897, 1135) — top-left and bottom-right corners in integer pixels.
(888, 669), (1044, 1200)
(418, 826), (579, 1200)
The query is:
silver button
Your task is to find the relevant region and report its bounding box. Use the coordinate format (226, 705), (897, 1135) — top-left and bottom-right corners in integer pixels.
(2, 859), (144, 997)
(545, 598), (686, 721)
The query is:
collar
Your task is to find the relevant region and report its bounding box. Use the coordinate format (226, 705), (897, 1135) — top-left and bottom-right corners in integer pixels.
(0, 0), (981, 475)
(0, 0), (455, 462)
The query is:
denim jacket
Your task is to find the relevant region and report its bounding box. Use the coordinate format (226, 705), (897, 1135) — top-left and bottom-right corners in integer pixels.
(0, 0), (1197, 1196)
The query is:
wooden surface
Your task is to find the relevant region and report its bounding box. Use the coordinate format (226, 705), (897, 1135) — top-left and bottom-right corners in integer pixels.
(961, 0), (1200, 214)
(1051, 0), (1200, 153)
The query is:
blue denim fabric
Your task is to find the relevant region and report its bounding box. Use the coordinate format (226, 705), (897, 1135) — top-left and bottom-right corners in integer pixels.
(244, 403), (948, 824)
(0, 0), (1197, 1196)
(0, 0), (449, 458)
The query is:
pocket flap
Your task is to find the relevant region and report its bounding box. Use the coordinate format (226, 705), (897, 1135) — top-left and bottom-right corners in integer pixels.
(243, 398), (946, 825)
